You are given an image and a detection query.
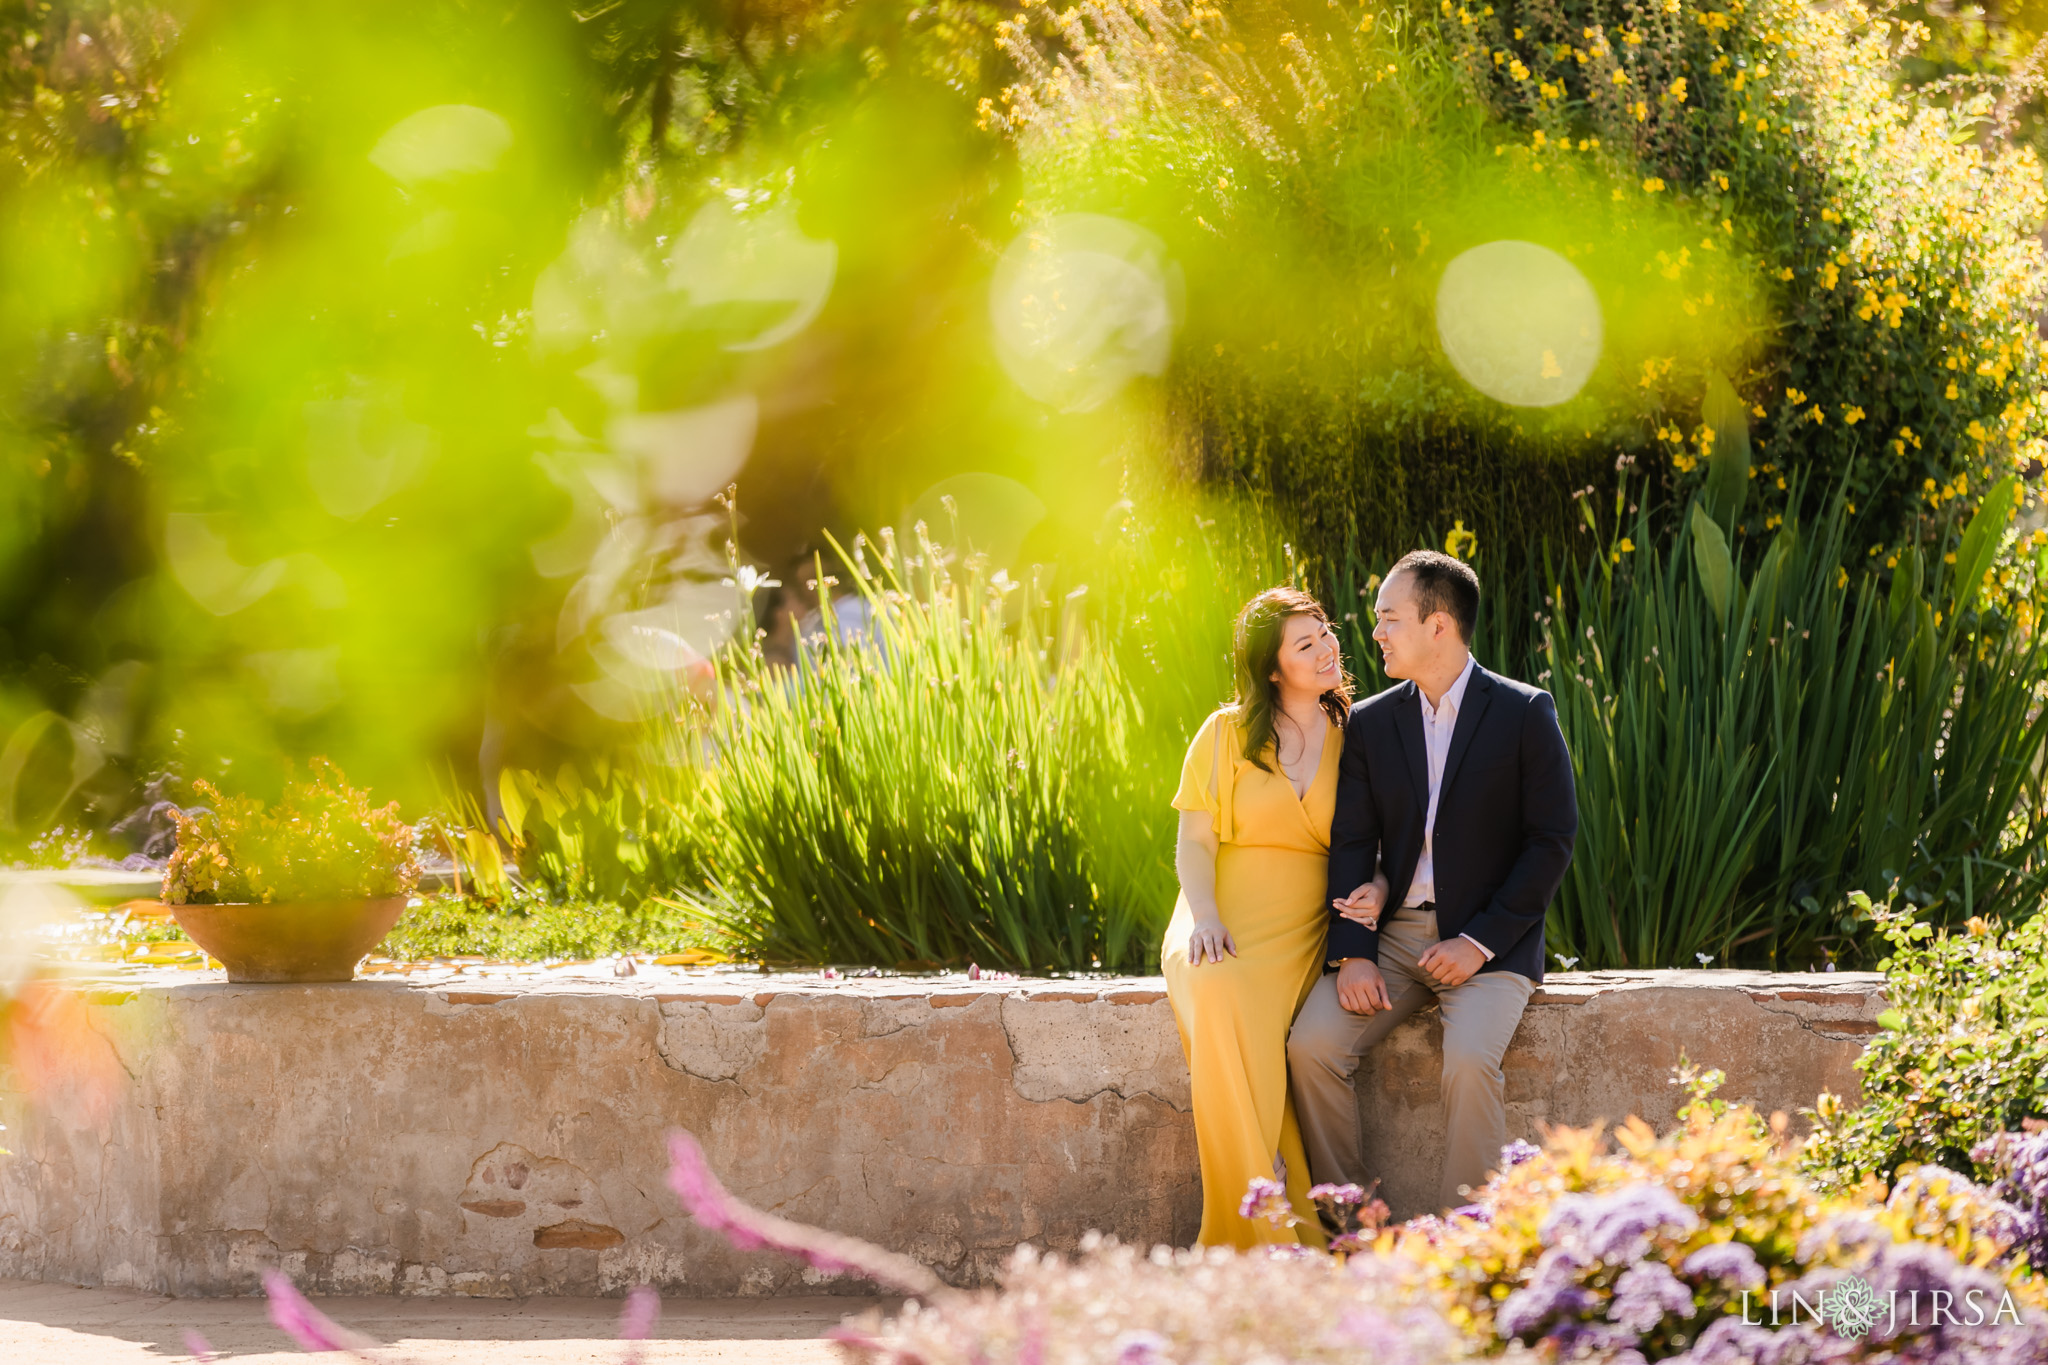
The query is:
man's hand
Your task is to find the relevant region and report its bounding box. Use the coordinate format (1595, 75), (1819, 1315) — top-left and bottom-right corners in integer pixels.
(1417, 936), (1486, 988)
(1331, 876), (1388, 929)
(1335, 958), (1391, 1014)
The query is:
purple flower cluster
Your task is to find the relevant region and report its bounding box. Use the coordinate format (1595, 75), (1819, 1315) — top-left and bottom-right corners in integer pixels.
(1501, 1138), (1543, 1169)
(1238, 1176), (1295, 1227)
(1974, 1126), (2048, 1270)
(1495, 1246), (1599, 1339)
(1541, 1182), (1702, 1264)
(1610, 1261), (1698, 1333)
(1681, 1240), (1766, 1291)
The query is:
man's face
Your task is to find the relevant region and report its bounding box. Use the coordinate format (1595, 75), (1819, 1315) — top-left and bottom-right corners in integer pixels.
(1372, 570), (1443, 680)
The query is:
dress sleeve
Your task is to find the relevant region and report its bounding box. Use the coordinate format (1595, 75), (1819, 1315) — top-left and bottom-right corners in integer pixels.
(1171, 710), (1239, 843)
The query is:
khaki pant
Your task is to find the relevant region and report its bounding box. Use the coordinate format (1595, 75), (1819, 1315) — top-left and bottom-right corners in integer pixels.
(1286, 903), (1534, 1212)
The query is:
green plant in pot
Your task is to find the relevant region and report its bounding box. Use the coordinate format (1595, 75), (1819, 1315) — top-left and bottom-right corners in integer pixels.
(162, 760), (421, 983)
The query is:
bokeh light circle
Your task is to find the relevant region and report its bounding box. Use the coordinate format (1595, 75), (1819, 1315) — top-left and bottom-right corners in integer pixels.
(1435, 240), (1602, 407)
(990, 214), (1181, 413)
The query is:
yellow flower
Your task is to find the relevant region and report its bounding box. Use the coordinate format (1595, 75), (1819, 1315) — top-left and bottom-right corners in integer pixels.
(1444, 519), (1479, 560)
(1947, 381), (1960, 400)
(1619, 537), (1636, 553)
(1509, 58), (1530, 80)
(1778, 266), (1795, 280)
(1612, 68), (1630, 85)
(1843, 406), (1865, 424)
(1643, 176), (1666, 192)
(1786, 387), (1807, 405)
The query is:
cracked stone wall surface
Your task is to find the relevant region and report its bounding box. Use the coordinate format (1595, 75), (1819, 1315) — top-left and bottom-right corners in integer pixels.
(0, 969), (1880, 1296)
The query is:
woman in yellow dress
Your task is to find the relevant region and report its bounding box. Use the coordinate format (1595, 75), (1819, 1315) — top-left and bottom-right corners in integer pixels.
(1162, 587), (1387, 1248)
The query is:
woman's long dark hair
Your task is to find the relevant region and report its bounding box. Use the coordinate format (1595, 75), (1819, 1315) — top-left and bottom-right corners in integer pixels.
(1227, 587), (1353, 773)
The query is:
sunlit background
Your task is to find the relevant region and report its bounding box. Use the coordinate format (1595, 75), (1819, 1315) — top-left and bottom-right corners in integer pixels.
(7, 0), (2048, 978)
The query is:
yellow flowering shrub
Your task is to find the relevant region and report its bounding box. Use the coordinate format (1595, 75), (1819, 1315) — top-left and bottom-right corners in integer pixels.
(162, 758), (420, 905)
(1448, 0), (2048, 554)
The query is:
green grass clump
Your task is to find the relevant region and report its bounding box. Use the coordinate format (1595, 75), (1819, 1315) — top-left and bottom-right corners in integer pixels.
(691, 527), (1149, 971)
(378, 892), (717, 963)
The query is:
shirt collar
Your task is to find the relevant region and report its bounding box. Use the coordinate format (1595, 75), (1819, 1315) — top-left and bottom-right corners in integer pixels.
(1419, 654), (1477, 723)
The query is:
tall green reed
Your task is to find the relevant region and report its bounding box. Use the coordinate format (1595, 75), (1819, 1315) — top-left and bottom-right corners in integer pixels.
(691, 527), (1148, 970)
(1537, 482), (2048, 970)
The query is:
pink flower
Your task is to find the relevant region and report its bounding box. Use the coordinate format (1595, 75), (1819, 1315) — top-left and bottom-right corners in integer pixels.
(666, 1130), (946, 1298)
(617, 1284), (659, 1363)
(182, 1330), (216, 1362)
(261, 1270), (378, 1355)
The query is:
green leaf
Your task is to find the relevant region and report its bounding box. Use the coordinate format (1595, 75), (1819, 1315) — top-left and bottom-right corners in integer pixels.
(1889, 546), (1922, 634)
(497, 768), (527, 843)
(1910, 598), (1936, 697)
(1952, 475), (2017, 616)
(1876, 1009), (1905, 1030)
(1690, 501), (1736, 627)
(1701, 371), (1753, 533)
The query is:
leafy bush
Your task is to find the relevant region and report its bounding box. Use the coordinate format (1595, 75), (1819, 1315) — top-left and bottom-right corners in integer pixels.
(1802, 898), (2048, 1192)
(161, 759), (420, 905)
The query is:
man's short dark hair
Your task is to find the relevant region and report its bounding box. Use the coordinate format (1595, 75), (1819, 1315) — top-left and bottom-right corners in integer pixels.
(1389, 549), (1480, 642)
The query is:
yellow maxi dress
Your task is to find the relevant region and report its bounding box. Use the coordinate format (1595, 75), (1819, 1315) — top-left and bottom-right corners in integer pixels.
(1161, 708), (1337, 1249)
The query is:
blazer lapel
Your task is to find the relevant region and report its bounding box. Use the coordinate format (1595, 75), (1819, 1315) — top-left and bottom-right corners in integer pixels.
(1394, 682), (1430, 812)
(1440, 664), (1496, 798)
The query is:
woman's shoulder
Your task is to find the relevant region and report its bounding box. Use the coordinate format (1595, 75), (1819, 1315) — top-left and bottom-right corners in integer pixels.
(1197, 705), (1247, 742)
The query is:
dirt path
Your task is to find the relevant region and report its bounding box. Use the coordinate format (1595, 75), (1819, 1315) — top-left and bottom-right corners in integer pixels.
(0, 1280), (885, 1363)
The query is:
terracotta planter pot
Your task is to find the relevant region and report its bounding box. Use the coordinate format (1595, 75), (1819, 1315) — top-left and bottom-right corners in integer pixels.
(169, 896), (408, 983)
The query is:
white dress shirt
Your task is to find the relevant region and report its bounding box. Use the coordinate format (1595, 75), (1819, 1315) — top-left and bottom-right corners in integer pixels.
(1401, 655), (1495, 961)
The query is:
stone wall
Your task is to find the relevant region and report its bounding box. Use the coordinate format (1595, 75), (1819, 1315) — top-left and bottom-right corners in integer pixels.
(0, 969), (1883, 1296)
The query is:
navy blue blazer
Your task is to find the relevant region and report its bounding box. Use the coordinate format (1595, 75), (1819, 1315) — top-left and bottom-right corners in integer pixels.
(1323, 662), (1577, 983)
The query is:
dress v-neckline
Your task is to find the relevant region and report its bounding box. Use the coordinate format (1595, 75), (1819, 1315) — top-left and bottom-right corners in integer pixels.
(1276, 716), (1337, 803)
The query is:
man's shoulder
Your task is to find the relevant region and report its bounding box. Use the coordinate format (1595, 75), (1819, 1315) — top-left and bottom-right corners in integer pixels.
(1349, 680), (1411, 719)
(1476, 665), (1553, 707)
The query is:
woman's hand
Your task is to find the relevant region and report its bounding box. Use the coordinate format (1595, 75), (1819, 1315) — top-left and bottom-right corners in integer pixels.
(1187, 915), (1238, 965)
(1332, 871), (1392, 929)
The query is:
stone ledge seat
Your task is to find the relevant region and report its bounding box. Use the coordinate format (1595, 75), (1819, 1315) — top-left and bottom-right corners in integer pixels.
(0, 967), (1883, 1297)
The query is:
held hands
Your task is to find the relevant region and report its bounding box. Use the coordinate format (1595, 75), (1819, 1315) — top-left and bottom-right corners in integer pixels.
(1332, 872), (1393, 929)
(1335, 958), (1391, 1014)
(1187, 915), (1238, 966)
(1417, 936), (1486, 988)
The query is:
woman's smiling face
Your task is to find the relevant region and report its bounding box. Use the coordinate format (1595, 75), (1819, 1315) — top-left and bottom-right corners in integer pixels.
(1270, 613), (1340, 696)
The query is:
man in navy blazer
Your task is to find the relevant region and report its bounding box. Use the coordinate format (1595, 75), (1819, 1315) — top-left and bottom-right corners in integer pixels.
(1287, 549), (1576, 1214)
